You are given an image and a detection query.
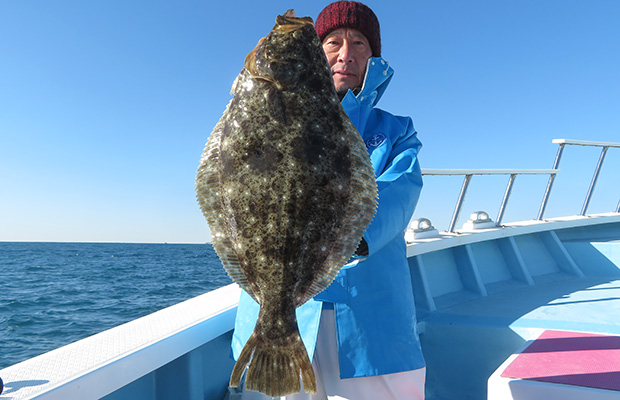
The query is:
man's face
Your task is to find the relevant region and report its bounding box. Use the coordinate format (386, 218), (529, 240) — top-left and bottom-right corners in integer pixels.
(322, 28), (373, 96)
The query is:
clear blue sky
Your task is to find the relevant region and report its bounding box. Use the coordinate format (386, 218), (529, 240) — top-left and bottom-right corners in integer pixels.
(1, 1), (619, 243)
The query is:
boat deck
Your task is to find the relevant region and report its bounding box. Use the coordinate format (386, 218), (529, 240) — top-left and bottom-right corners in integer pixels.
(408, 215), (620, 399)
(418, 276), (620, 400)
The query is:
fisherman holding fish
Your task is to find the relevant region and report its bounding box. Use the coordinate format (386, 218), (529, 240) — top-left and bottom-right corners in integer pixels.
(226, 2), (426, 399)
(195, 1), (426, 399)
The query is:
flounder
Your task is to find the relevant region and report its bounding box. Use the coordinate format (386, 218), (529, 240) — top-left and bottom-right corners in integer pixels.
(195, 10), (377, 397)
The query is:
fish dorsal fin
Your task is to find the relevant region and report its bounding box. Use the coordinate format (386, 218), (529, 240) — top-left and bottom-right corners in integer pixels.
(196, 113), (258, 302)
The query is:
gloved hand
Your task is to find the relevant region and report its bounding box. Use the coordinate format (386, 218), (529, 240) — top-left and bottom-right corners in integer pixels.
(355, 238), (369, 256)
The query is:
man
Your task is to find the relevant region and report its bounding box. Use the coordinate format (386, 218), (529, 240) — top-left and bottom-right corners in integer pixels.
(234, 2), (425, 399)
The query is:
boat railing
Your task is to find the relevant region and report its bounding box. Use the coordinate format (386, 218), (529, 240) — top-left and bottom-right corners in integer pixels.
(420, 138), (620, 233)
(421, 168), (558, 233)
(537, 139), (620, 220)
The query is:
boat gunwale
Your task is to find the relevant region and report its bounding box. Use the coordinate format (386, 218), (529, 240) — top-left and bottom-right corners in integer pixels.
(407, 212), (620, 257)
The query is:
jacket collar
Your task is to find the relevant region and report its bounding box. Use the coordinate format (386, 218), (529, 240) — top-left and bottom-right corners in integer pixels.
(341, 57), (394, 110)
(340, 57), (393, 134)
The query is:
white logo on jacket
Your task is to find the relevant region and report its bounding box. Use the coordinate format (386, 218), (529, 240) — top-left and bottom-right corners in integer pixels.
(365, 133), (386, 149)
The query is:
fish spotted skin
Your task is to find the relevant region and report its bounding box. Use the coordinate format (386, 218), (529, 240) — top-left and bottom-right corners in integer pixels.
(196, 10), (377, 398)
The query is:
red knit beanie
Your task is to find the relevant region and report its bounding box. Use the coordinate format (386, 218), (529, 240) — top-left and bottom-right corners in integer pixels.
(315, 1), (381, 57)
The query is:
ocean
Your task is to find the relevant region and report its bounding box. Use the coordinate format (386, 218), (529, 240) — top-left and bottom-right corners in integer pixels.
(0, 241), (230, 370)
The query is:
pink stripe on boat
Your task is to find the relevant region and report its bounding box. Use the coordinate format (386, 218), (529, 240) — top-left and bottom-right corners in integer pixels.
(501, 330), (620, 391)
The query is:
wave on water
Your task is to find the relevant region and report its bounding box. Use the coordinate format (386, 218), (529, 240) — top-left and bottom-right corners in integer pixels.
(0, 242), (230, 369)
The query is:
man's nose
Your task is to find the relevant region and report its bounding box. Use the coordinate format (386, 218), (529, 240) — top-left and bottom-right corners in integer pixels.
(337, 40), (353, 63)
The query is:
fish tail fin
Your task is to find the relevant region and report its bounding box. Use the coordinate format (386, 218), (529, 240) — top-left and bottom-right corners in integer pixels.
(229, 335), (253, 390)
(229, 331), (317, 397)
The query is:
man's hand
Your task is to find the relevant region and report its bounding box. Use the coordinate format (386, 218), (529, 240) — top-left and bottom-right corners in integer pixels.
(355, 238), (369, 256)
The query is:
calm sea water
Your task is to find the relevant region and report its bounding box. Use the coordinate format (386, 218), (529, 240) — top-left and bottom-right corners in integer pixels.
(0, 242), (230, 370)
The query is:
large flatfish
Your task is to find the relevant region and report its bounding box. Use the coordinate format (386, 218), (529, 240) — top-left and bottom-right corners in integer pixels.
(195, 10), (377, 397)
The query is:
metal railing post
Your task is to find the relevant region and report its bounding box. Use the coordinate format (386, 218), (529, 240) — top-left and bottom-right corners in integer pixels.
(581, 146), (609, 216)
(537, 143), (565, 220)
(448, 174), (472, 233)
(421, 139), (619, 231)
(496, 174), (517, 226)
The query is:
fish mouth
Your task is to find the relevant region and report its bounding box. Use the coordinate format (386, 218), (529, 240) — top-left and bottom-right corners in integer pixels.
(244, 37), (284, 90)
(243, 10), (314, 90)
(274, 9), (314, 33)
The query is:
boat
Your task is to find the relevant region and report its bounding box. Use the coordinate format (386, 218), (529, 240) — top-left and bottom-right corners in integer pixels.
(1, 138), (619, 399)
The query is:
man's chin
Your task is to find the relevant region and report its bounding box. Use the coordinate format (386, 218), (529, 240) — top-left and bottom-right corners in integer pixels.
(336, 87), (349, 100)
(336, 86), (362, 100)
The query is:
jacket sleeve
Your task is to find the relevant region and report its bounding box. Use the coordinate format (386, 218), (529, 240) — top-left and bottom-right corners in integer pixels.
(363, 115), (423, 256)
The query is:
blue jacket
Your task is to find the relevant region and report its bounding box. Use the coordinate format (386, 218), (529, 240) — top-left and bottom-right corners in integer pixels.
(232, 57), (425, 379)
